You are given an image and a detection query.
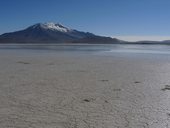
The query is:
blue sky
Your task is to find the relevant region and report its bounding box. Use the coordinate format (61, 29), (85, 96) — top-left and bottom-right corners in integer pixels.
(1, 0), (170, 40)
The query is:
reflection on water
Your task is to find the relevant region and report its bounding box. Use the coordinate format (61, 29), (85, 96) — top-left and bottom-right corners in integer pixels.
(0, 44), (170, 54)
(107, 44), (170, 54)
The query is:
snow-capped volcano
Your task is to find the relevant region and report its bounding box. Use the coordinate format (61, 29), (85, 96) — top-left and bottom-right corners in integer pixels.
(0, 22), (95, 43)
(37, 22), (72, 32)
(0, 22), (122, 44)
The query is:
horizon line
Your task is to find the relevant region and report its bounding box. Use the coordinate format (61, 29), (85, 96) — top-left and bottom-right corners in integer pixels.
(113, 36), (170, 42)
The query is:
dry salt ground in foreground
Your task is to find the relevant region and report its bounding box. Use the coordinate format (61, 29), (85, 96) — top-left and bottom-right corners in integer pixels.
(0, 50), (170, 128)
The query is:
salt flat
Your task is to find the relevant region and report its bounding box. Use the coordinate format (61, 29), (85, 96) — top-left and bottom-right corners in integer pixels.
(0, 46), (170, 128)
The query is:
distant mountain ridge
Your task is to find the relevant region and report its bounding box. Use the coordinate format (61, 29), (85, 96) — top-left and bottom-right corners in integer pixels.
(0, 22), (123, 44)
(0, 23), (92, 43)
(0, 22), (170, 44)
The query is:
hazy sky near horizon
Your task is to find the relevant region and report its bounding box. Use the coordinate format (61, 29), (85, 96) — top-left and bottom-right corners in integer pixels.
(1, 0), (170, 41)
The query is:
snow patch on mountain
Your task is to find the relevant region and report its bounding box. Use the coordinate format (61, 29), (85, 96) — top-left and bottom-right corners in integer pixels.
(40, 22), (71, 32)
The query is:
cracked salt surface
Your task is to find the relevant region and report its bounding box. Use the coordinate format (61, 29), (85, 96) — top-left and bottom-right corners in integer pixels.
(0, 48), (170, 128)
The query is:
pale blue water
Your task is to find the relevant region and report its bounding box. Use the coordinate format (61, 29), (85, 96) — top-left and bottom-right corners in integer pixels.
(0, 44), (170, 54)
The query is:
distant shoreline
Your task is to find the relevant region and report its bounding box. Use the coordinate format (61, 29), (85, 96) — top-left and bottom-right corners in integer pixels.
(0, 43), (170, 45)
